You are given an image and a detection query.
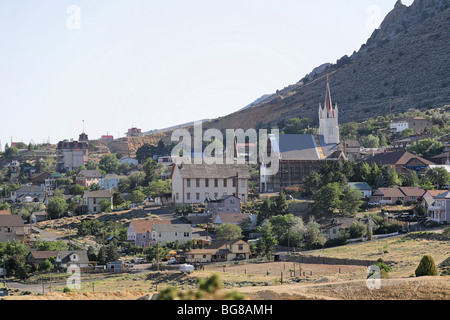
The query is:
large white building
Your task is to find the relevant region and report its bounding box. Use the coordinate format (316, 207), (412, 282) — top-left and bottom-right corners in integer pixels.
(170, 163), (250, 205)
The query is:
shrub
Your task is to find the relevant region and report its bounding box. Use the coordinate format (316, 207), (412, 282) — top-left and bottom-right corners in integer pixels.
(415, 255), (437, 277)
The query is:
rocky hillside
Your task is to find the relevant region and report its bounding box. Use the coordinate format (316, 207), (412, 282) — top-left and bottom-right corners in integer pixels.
(198, 0), (450, 131)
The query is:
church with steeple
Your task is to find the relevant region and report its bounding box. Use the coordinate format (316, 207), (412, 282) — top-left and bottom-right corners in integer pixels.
(259, 78), (346, 193)
(318, 77), (340, 145)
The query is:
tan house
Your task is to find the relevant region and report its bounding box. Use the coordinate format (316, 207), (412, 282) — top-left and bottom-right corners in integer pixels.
(185, 239), (250, 263)
(170, 163), (250, 205)
(82, 190), (113, 214)
(370, 187), (425, 205)
(0, 214), (27, 242)
(76, 170), (102, 187)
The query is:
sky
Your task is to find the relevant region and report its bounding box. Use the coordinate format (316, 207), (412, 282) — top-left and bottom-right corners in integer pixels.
(0, 0), (414, 148)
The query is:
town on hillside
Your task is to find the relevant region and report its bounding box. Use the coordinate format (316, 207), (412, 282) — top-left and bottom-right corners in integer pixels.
(1, 79), (449, 300)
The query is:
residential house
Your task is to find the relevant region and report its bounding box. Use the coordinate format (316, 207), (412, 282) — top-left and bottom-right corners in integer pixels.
(370, 187), (425, 205)
(82, 190), (113, 214)
(56, 133), (89, 172)
(127, 219), (171, 247)
(76, 170), (102, 187)
(10, 185), (45, 203)
(398, 187), (426, 203)
(185, 240), (250, 263)
(205, 195), (241, 214)
(319, 216), (378, 240)
(422, 190), (448, 211)
(211, 213), (256, 230)
(30, 212), (48, 223)
(348, 182), (373, 198)
(54, 251), (90, 270)
(365, 151), (435, 176)
(30, 172), (52, 187)
(343, 141), (362, 161)
(390, 117), (432, 134)
(125, 127), (143, 138)
(260, 80), (346, 193)
(430, 152), (450, 165)
(151, 223), (192, 246)
(0, 214), (27, 242)
(119, 158), (139, 166)
(427, 190), (450, 224)
(170, 163), (250, 205)
(319, 220), (343, 240)
(27, 251), (58, 266)
(99, 174), (124, 190)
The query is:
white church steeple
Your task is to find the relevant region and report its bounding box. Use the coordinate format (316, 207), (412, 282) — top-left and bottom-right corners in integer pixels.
(318, 75), (340, 144)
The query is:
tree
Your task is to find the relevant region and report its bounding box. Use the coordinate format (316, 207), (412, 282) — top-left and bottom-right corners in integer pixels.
(407, 138), (443, 159)
(130, 189), (146, 204)
(304, 171), (322, 194)
(106, 243), (120, 262)
(69, 184), (85, 195)
(113, 191), (125, 207)
(100, 199), (112, 213)
(47, 197), (68, 219)
(425, 167), (450, 188)
(415, 255), (437, 277)
(99, 154), (120, 174)
(311, 183), (343, 217)
(273, 190), (289, 215)
(269, 214), (304, 249)
(4, 147), (19, 158)
(339, 187), (363, 217)
(256, 221), (278, 259)
(143, 158), (164, 184)
(304, 218), (325, 250)
(257, 198), (273, 225)
(364, 134), (380, 148)
(148, 179), (172, 203)
(97, 246), (107, 265)
(215, 224), (243, 241)
(348, 221), (366, 239)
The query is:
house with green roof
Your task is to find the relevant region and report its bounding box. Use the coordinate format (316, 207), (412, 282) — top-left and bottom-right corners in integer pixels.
(347, 182), (373, 198)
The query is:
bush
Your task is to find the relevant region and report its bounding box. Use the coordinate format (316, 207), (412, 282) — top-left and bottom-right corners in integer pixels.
(415, 255), (437, 277)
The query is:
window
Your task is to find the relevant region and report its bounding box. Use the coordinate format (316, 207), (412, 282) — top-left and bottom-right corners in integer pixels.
(232, 179), (236, 187)
(205, 179), (209, 187)
(186, 179), (191, 188)
(176, 193), (179, 200)
(184, 232), (190, 237)
(214, 179), (218, 188)
(238, 244), (243, 251)
(205, 192), (209, 198)
(187, 193), (191, 200)
(196, 179), (200, 187)
(214, 193), (218, 198)
(223, 179), (227, 187)
(159, 232), (162, 237)
(196, 193), (200, 200)
(93, 198), (97, 204)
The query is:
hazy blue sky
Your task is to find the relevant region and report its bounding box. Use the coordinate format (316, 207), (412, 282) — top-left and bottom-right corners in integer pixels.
(0, 0), (414, 148)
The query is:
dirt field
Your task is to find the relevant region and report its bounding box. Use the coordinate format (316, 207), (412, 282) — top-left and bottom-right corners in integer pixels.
(202, 261), (366, 280)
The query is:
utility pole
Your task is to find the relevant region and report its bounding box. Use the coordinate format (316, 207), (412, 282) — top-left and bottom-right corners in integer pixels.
(156, 241), (160, 271)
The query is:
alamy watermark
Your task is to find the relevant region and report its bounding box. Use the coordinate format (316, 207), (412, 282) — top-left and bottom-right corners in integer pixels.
(67, 5), (81, 30)
(366, 265), (381, 290)
(66, 265), (81, 290)
(170, 121), (280, 176)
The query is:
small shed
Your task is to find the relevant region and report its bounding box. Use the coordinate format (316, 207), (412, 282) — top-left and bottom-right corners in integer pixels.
(106, 261), (124, 272)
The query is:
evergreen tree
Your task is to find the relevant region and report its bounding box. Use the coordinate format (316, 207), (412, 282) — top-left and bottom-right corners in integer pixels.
(415, 255), (437, 277)
(274, 190), (289, 215)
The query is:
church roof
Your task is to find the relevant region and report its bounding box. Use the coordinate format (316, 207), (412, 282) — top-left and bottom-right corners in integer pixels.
(269, 134), (339, 161)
